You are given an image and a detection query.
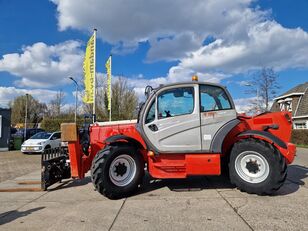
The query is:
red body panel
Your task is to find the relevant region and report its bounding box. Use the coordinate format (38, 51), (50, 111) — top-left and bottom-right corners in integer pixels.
(67, 111), (296, 179)
(68, 142), (83, 178)
(223, 111), (295, 164)
(148, 154), (221, 178)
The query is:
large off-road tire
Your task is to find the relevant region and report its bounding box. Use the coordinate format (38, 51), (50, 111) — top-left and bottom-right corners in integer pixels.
(229, 139), (287, 195)
(91, 144), (144, 199)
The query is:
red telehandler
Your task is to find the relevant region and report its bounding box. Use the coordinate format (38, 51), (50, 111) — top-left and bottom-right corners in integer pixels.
(41, 80), (296, 199)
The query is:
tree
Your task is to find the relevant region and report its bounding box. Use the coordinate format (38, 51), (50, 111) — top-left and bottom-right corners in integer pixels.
(48, 90), (65, 117)
(247, 67), (280, 112)
(104, 78), (138, 120)
(10, 94), (47, 125)
(81, 77), (138, 121)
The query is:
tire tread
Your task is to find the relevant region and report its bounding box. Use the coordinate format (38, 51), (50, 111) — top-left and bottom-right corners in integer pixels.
(229, 138), (287, 195)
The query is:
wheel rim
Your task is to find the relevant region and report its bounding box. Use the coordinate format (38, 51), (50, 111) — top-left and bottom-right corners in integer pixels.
(109, 154), (136, 187)
(235, 151), (270, 184)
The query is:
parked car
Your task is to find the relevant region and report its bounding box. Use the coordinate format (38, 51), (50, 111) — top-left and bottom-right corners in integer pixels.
(17, 128), (45, 141)
(21, 131), (61, 154)
(10, 128), (45, 150)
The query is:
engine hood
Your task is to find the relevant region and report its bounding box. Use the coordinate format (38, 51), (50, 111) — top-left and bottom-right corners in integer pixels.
(23, 139), (48, 146)
(94, 119), (137, 127)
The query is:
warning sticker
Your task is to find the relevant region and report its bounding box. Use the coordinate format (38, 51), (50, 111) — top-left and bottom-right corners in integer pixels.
(203, 134), (212, 141)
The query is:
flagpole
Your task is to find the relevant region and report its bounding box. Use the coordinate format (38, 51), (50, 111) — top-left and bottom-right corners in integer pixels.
(109, 55), (112, 122)
(93, 28), (97, 123)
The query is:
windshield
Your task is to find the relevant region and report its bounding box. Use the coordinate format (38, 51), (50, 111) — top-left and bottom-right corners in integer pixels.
(30, 132), (51, 139)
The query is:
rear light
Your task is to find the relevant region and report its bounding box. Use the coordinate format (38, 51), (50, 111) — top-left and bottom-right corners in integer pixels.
(284, 113), (292, 123)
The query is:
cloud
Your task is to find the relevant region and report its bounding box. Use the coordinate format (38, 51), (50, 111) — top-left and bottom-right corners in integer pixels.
(51, 0), (265, 55)
(52, 0), (308, 74)
(107, 67), (229, 101)
(180, 21), (308, 73)
(237, 80), (251, 86)
(233, 97), (257, 113)
(146, 33), (203, 62)
(0, 40), (83, 88)
(3, 0), (307, 109)
(0, 86), (60, 108)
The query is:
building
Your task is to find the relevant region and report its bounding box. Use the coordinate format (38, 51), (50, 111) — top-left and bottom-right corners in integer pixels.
(271, 82), (308, 129)
(0, 108), (11, 151)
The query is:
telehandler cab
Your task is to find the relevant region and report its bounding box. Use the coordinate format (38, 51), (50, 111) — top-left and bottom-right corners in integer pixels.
(42, 79), (296, 199)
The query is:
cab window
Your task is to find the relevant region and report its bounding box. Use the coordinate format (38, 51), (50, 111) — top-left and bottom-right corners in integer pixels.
(158, 87), (194, 119)
(145, 101), (156, 124)
(200, 85), (232, 112)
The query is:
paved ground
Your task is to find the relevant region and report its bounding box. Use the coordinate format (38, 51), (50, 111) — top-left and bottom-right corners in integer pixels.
(0, 148), (307, 230)
(0, 151), (40, 183)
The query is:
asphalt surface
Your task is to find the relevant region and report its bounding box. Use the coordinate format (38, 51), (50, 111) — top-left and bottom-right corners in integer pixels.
(0, 148), (307, 230)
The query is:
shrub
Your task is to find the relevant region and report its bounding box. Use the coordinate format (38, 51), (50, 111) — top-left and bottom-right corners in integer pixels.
(291, 129), (308, 145)
(41, 117), (84, 132)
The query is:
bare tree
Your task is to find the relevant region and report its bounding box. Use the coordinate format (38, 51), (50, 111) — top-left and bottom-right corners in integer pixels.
(49, 90), (65, 116)
(81, 75), (106, 119)
(104, 78), (138, 121)
(80, 76), (138, 121)
(247, 67), (280, 112)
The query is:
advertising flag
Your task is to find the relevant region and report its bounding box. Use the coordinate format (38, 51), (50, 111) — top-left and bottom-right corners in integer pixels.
(105, 55), (112, 112)
(83, 33), (96, 104)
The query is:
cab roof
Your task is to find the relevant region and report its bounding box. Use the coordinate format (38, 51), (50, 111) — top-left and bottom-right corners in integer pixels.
(153, 81), (228, 91)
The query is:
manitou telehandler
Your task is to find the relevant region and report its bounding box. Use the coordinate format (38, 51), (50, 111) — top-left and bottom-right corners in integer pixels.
(41, 78), (296, 199)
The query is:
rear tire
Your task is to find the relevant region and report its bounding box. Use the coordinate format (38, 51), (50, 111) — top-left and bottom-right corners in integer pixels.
(229, 139), (287, 195)
(91, 144), (144, 199)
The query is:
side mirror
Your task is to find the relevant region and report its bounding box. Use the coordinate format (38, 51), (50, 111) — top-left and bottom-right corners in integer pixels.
(145, 86), (153, 99)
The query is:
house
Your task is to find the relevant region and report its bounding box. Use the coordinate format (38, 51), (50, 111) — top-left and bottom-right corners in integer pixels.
(271, 82), (308, 129)
(0, 108), (11, 151)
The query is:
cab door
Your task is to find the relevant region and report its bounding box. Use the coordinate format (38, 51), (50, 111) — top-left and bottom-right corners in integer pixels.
(142, 84), (201, 152)
(199, 84), (237, 151)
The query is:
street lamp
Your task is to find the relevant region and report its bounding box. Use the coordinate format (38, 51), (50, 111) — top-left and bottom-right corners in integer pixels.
(69, 77), (79, 123)
(24, 93), (29, 141)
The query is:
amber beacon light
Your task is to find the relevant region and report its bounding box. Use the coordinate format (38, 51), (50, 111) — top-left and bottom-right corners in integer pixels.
(192, 75), (198, 81)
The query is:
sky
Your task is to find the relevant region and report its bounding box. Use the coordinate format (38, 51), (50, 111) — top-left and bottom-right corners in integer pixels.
(0, 0), (308, 113)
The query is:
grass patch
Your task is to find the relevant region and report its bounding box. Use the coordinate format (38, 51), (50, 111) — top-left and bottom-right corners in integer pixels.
(296, 144), (308, 149)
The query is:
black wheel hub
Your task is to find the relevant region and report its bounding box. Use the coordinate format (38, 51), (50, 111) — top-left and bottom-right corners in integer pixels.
(246, 160), (260, 174)
(114, 162), (127, 177)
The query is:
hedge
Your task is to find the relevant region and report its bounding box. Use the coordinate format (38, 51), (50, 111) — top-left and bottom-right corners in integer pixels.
(40, 118), (84, 132)
(291, 129), (308, 145)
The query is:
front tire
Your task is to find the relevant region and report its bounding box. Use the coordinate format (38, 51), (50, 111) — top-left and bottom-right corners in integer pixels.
(229, 139), (287, 195)
(91, 144), (144, 199)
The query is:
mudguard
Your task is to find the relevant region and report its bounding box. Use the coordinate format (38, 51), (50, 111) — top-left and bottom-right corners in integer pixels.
(105, 134), (145, 149)
(237, 130), (287, 149)
(210, 119), (240, 153)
